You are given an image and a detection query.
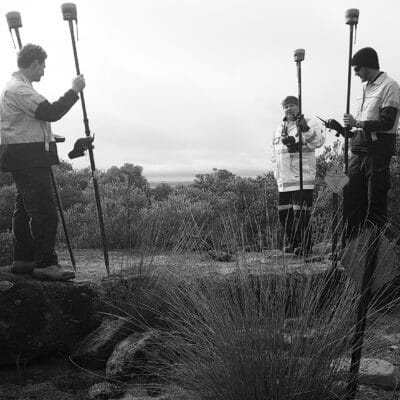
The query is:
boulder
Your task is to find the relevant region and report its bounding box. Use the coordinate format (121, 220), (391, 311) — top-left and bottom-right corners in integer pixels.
(106, 330), (165, 382)
(341, 230), (399, 291)
(0, 268), (99, 366)
(99, 275), (172, 331)
(335, 357), (400, 390)
(71, 316), (134, 369)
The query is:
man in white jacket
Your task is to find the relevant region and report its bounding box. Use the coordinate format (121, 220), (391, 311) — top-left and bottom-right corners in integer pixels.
(272, 96), (325, 255)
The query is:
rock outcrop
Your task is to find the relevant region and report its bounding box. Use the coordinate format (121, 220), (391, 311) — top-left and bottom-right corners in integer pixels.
(0, 268), (99, 366)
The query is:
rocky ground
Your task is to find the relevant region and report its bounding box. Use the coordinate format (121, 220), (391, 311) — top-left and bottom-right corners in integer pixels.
(1, 249), (400, 399)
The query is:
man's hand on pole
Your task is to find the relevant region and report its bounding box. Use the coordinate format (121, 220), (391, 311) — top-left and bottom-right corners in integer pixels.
(72, 74), (85, 94)
(296, 115), (310, 132)
(343, 113), (357, 128)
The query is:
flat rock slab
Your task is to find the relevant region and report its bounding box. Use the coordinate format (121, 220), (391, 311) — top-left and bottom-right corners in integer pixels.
(0, 267), (99, 366)
(341, 231), (399, 291)
(337, 357), (400, 390)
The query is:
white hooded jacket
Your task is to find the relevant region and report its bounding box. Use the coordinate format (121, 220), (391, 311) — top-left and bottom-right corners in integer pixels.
(271, 117), (324, 192)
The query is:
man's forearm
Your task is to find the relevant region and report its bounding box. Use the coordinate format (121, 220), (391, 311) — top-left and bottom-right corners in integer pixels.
(34, 89), (79, 122)
(360, 106), (398, 132)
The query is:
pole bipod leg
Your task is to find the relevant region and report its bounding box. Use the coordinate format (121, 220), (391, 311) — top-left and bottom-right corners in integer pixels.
(50, 170), (76, 269)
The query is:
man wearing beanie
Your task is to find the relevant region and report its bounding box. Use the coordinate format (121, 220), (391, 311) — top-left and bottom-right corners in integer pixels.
(343, 47), (400, 238)
(272, 96), (324, 255)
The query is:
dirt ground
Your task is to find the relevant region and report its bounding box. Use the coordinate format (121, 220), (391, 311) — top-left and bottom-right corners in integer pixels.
(1, 248), (400, 399)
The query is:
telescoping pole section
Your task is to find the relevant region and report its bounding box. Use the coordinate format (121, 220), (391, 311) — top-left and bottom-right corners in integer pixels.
(294, 48), (305, 249)
(5, 11), (76, 270)
(61, 3), (110, 275)
(345, 229), (379, 399)
(342, 8), (359, 251)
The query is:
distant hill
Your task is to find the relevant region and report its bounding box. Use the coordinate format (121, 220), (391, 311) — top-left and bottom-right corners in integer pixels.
(148, 180), (193, 189)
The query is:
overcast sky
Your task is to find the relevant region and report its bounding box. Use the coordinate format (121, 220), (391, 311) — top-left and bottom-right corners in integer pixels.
(0, 0), (399, 181)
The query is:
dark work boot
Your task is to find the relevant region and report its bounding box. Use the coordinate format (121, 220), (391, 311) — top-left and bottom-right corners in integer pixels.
(33, 264), (75, 281)
(11, 260), (36, 274)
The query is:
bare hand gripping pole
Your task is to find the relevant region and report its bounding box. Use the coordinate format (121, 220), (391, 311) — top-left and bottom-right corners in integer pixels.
(294, 48), (305, 248)
(61, 3), (110, 275)
(5, 11), (76, 270)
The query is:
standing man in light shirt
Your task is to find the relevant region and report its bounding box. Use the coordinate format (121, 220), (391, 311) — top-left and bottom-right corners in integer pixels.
(272, 95), (325, 255)
(343, 47), (400, 239)
(0, 43), (85, 281)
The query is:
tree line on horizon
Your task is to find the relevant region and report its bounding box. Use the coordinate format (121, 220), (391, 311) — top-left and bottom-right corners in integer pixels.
(0, 140), (399, 252)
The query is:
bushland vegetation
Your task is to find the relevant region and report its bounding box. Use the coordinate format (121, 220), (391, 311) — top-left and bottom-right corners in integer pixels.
(0, 140), (399, 253)
(1, 144), (398, 399)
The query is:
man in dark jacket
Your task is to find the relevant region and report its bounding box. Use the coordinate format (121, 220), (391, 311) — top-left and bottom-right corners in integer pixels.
(343, 47), (400, 238)
(0, 44), (85, 280)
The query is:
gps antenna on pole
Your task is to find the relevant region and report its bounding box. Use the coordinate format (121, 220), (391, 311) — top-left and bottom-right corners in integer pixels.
(6, 11), (22, 49)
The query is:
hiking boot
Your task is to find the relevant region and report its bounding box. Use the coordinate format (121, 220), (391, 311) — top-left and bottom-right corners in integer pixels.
(32, 265), (75, 282)
(11, 260), (36, 274)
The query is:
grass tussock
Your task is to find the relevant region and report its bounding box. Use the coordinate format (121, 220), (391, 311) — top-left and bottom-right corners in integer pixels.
(148, 267), (362, 400)
(99, 186), (400, 399)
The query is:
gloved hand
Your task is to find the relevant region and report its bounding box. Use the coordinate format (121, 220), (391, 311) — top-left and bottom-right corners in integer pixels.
(325, 119), (345, 136)
(68, 136), (94, 159)
(281, 136), (299, 153)
(281, 136), (296, 146)
(296, 115), (310, 132)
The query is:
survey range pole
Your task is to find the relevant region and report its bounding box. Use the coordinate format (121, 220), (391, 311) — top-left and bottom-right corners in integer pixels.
(61, 3), (110, 275)
(294, 48), (305, 250)
(341, 9), (377, 399)
(5, 10), (76, 270)
(342, 8), (359, 250)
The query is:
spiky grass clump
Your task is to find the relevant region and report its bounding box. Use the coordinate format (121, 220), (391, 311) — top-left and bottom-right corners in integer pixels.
(148, 266), (360, 400)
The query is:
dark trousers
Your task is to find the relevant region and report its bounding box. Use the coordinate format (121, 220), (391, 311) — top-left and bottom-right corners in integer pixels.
(11, 167), (58, 268)
(278, 189), (313, 252)
(344, 152), (391, 239)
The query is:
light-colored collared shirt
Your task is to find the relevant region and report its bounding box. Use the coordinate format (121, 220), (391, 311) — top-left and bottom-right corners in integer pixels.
(1, 71), (54, 150)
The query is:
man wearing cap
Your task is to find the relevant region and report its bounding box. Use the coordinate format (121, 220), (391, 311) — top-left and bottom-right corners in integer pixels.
(0, 43), (85, 281)
(343, 47), (400, 238)
(272, 96), (325, 255)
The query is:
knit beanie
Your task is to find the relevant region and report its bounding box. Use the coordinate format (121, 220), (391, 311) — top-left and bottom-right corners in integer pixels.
(350, 47), (380, 70)
(281, 96), (298, 108)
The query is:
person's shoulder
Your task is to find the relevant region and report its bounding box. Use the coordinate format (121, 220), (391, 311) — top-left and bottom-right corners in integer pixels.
(5, 75), (31, 94)
(13, 82), (38, 97)
(382, 73), (400, 89)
